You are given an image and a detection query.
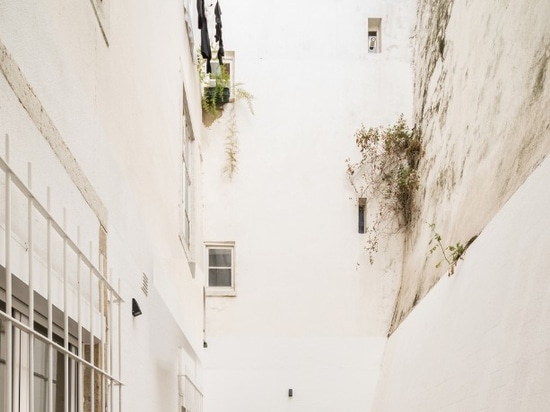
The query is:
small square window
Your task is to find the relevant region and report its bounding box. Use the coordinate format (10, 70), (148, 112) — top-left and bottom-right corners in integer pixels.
(206, 243), (235, 296)
(368, 18), (382, 53)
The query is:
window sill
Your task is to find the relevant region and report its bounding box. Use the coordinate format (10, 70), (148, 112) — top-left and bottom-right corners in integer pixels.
(205, 287), (236, 297)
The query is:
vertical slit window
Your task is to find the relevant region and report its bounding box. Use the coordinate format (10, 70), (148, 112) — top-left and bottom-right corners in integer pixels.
(358, 198), (366, 234)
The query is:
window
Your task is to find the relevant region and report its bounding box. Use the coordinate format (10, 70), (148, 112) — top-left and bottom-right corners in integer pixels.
(358, 198), (366, 233)
(368, 18), (382, 53)
(178, 374), (203, 412)
(0, 311), (78, 412)
(206, 51), (235, 101)
(0, 285), (119, 412)
(205, 244), (235, 295)
(182, 125), (192, 247)
(180, 89), (195, 261)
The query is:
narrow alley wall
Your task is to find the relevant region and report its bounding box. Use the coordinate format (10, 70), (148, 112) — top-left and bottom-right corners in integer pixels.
(201, 1), (415, 411)
(391, 0), (550, 330)
(372, 153), (550, 411)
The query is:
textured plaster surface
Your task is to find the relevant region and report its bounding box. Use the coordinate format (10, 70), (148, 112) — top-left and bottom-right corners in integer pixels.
(391, 0), (550, 331)
(373, 154), (550, 411)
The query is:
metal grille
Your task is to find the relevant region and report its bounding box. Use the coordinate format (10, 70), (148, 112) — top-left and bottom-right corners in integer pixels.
(0, 135), (123, 412)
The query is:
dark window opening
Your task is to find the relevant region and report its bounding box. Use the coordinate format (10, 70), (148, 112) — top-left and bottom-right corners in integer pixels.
(358, 198), (366, 233)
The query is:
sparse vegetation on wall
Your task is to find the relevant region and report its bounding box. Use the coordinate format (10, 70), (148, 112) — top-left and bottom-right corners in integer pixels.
(222, 84), (254, 178)
(346, 115), (422, 262)
(428, 223), (479, 276)
(390, 0), (550, 335)
(428, 223), (465, 276)
(197, 53), (254, 178)
(202, 65), (230, 116)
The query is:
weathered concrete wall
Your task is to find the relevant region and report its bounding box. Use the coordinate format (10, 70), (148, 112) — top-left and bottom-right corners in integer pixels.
(392, 0), (550, 330)
(372, 154), (550, 411)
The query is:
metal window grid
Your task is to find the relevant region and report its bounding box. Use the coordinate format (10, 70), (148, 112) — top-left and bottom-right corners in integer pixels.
(1, 136), (123, 412)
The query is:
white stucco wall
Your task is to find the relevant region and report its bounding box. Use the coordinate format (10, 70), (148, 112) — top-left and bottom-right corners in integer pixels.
(2, 0), (548, 410)
(202, 1), (415, 411)
(1, 0), (206, 410)
(372, 154), (550, 411)
(204, 337), (386, 412)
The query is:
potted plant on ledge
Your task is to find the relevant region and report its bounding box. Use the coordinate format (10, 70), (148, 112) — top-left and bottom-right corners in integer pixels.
(202, 63), (231, 115)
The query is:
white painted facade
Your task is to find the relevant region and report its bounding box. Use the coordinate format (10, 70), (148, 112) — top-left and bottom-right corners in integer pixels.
(1, 0), (549, 411)
(0, 0), (205, 411)
(202, 1), (415, 411)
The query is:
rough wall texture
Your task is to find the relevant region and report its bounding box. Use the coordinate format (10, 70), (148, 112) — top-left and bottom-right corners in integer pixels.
(372, 154), (550, 411)
(391, 0), (550, 332)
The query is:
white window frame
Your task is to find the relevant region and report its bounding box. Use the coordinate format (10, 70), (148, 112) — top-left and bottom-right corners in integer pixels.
(179, 88), (196, 273)
(181, 126), (192, 249)
(205, 243), (236, 296)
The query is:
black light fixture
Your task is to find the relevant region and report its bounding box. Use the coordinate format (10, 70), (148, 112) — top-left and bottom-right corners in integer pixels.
(132, 298), (142, 317)
(288, 389), (293, 398)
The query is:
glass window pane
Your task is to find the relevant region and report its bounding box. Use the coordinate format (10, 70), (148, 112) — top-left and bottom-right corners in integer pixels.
(54, 349), (64, 412)
(208, 268), (232, 287)
(34, 338), (49, 412)
(208, 249), (231, 267)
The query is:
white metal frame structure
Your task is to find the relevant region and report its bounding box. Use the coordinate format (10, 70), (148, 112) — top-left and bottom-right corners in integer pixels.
(178, 373), (203, 412)
(0, 136), (123, 412)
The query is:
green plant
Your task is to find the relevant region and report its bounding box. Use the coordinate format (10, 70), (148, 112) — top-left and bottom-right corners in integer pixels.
(201, 64), (230, 116)
(346, 115), (421, 263)
(197, 51), (254, 178)
(428, 223), (465, 276)
(234, 84), (255, 115)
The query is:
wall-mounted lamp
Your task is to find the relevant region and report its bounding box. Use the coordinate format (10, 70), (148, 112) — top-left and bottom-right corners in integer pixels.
(288, 389), (293, 398)
(132, 298), (143, 317)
